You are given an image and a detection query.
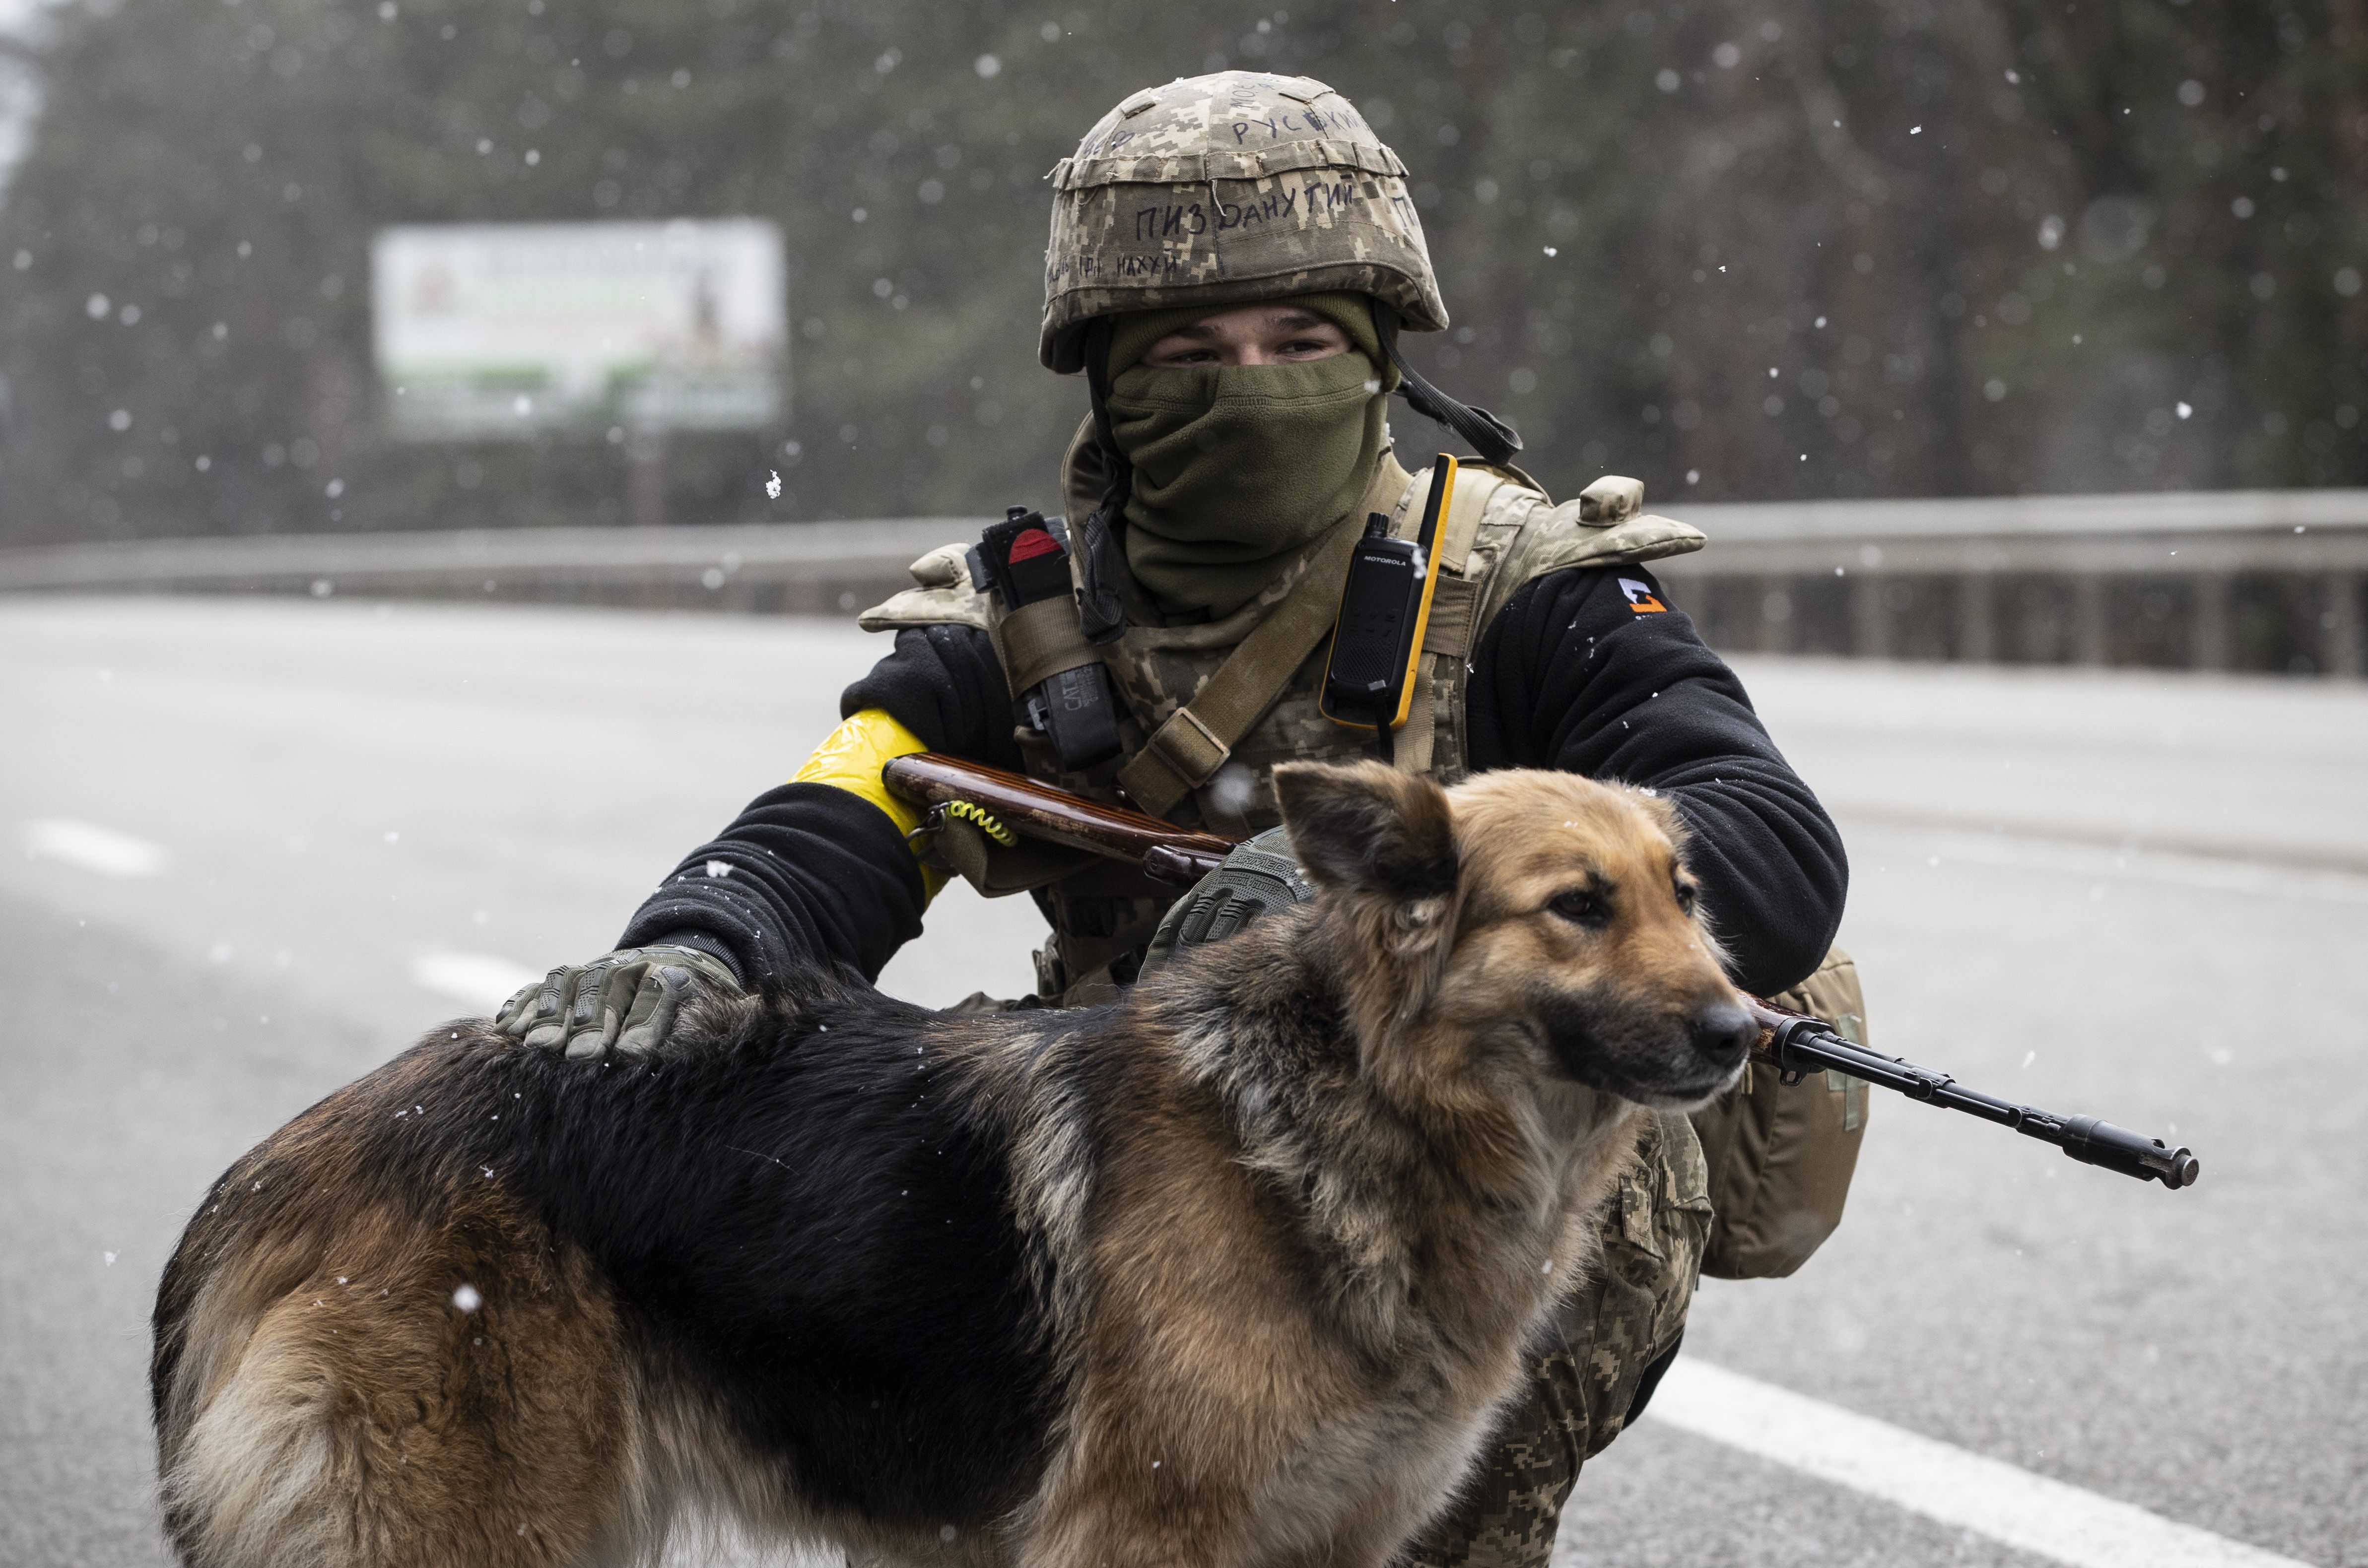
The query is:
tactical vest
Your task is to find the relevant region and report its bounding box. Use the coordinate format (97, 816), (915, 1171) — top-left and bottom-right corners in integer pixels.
(862, 422), (1708, 1003)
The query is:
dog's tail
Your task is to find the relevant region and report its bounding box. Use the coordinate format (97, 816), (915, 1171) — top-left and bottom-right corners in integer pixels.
(151, 1032), (654, 1568)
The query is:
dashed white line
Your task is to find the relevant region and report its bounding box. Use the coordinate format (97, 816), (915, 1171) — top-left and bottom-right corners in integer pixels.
(410, 952), (541, 1012)
(22, 818), (168, 877)
(1647, 1361), (2310, 1568)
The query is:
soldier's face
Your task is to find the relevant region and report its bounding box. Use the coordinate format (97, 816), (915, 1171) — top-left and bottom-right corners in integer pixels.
(1141, 306), (1351, 368)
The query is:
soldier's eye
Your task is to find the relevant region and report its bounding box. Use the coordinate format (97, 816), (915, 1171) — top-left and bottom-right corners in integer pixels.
(1549, 889), (1609, 928)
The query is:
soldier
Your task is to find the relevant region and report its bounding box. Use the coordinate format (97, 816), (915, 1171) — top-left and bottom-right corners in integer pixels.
(500, 72), (1862, 1567)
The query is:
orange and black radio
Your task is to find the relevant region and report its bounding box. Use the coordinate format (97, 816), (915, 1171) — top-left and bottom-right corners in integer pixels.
(1318, 454), (1456, 745)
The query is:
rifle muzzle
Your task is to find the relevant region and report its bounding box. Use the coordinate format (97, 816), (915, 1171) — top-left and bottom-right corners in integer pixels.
(2059, 1115), (2200, 1189)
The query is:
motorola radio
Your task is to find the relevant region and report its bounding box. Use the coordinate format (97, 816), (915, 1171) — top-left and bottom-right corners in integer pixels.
(1319, 455), (1457, 758)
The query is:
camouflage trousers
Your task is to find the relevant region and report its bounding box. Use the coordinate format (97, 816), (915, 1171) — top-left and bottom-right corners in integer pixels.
(1394, 1110), (1713, 1568)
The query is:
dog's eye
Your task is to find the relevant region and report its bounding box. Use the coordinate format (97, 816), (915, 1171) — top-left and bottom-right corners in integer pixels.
(1549, 890), (1608, 927)
(1674, 883), (1698, 915)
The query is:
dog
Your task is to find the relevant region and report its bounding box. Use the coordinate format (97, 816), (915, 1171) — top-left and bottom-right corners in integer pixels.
(151, 760), (1757, 1567)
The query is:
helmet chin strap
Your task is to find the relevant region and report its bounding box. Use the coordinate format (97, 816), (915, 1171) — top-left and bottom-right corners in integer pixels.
(1075, 316), (1132, 645)
(1366, 298), (1524, 468)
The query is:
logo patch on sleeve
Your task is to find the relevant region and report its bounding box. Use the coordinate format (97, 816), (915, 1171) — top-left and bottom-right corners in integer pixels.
(1618, 578), (1668, 614)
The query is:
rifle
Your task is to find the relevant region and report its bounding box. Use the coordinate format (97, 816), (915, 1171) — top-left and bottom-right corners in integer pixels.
(882, 752), (2201, 1192)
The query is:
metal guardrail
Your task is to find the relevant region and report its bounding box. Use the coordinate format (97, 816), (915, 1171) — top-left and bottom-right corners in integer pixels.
(2, 487), (2362, 674)
(1646, 487), (2367, 675)
(0, 518), (988, 616)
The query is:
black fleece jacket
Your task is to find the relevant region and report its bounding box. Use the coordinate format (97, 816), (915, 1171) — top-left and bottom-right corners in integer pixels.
(619, 564), (1847, 999)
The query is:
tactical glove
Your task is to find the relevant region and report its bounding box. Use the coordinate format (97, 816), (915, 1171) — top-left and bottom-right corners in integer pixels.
(1139, 826), (1315, 978)
(492, 943), (743, 1060)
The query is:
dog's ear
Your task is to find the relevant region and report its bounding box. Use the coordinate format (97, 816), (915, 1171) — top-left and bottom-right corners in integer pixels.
(1274, 761), (1458, 907)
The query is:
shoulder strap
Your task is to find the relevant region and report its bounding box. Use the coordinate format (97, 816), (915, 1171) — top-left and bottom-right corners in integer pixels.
(1114, 510), (1367, 816)
(1404, 460), (1522, 665)
(1386, 462), (1527, 780)
(1113, 457), (1423, 816)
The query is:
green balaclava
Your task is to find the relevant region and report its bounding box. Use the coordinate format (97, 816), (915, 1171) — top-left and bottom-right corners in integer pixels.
(1101, 292), (1397, 621)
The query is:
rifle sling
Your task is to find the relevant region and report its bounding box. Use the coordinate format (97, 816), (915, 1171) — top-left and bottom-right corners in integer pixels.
(1117, 509), (1369, 816)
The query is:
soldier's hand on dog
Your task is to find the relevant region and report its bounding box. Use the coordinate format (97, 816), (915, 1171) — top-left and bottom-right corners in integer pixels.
(493, 943), (743, 1059)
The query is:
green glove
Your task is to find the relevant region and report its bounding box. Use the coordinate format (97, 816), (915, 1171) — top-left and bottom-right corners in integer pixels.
(492, 944), (744, 1059)
(1139, 826), (1316, 978)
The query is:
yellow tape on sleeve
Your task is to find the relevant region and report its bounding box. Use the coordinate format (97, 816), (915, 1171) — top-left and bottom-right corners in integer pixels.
(789, 708), (946, 902)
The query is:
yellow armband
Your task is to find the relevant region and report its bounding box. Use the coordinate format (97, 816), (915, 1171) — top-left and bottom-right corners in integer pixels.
(790, 708), (946, 901)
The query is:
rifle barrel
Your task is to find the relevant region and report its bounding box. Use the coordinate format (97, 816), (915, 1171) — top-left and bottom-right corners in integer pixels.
(1747, 1002), (2199, 1191)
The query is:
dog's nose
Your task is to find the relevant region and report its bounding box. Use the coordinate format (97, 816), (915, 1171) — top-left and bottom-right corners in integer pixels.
(1688, 1001), (1757, 1064)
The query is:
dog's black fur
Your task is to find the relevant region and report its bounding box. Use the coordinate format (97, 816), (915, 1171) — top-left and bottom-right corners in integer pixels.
(156, 979), (1115, 1531)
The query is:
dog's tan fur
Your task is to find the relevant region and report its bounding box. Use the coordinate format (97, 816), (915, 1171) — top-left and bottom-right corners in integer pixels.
(153, 763), (1750, 1568)
(155, 1055), (648, 1564)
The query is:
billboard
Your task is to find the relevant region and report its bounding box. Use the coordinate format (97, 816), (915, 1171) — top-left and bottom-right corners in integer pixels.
(371, 220), (785, 441)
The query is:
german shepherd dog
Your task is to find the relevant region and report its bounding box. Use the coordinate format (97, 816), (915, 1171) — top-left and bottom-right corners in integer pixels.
(152, 761), (1756, 1568)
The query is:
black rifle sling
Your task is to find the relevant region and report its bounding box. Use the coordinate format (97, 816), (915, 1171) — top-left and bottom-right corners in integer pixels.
(1367, 297), (1524, 468)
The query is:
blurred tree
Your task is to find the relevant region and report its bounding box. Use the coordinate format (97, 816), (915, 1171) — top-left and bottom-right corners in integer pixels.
(0, 0), (2363, 546)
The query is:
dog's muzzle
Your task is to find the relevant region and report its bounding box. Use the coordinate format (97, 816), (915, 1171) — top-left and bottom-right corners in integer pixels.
(1538, 989), (1756, 1108)
(1689, 999), (1757, 1074)
(1653, 998), (1756, 1103)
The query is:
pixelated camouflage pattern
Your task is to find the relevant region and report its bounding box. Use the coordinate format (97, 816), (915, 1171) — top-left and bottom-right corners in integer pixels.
(856, 541), (995, 635)
(1395, 1111), (1712, 1568)
(1041, 71), (1449, 372)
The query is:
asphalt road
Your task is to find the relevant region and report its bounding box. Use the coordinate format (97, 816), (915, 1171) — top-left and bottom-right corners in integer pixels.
(2, 595), (2362, 1568)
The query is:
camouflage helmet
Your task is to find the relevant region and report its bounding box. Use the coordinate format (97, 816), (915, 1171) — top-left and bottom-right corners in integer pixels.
(1040, 71), (1450, 373)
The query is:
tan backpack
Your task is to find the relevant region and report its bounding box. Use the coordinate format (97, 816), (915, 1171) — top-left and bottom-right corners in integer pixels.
(1688, 947), (1872, 1278)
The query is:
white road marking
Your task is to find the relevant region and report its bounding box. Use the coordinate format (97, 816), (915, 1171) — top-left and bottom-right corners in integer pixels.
(410, 951), (541, 1011)
(1648, 1361), (2309, 1568)
(22, 817), (168, 877)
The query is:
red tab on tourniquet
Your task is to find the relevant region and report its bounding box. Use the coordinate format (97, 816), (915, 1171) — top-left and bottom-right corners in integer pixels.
(1007, 527), (1062, 563)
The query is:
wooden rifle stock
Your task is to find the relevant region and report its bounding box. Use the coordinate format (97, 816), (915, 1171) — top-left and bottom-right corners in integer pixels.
(880, 752), (1235, 887)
